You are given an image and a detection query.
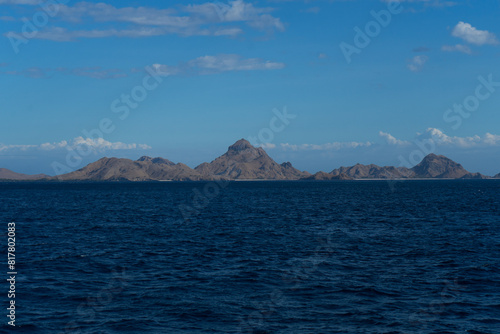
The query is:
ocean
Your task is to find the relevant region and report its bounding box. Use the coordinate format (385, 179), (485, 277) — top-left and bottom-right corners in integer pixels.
(1, 180), (499, 333)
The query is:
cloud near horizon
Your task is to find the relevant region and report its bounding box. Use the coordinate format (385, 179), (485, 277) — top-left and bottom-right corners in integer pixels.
(379, 131), (411, 146)
(263, 128), (500, 152)
(0, 66), (127, 79)
(383, 128), (500, 148)
(264, 141), (373, 151)
(0, 137), (151, 153)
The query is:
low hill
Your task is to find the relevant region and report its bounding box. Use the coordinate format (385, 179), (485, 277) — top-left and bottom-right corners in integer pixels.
(302, 172), (353, 181)
(330, 164), (414, 179)
(0, 168), (49, 181)
(55, 157), (203, 181)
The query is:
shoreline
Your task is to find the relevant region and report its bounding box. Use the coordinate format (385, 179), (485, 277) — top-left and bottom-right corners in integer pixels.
(1, 178), (499, 183)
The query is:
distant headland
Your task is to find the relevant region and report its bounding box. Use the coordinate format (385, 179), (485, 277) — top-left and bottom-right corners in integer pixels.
(1, 139), (499, 181)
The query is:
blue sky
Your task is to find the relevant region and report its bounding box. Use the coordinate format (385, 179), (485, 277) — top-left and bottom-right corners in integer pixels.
(1, 0), (500, 176)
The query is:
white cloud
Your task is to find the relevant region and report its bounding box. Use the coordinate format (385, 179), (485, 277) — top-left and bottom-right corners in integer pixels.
(483, 133), (500, 146)
(0, 137), (151, 153)
(2, 55), (284, 79)
(0, 0), (41, 4)
(278, 141), (372, 151)
(259, 143), (276, 149)
(150, 54), (285, 76)
(1, 66), (127, 79)
(451, 22), (498, 46)
(189, 54), (285, 72)
(407, 55), (428, 72)
(419, 128), (500, 148)
(0, 144), (37, 152)
(39, 141), (68, 150)
(379, 131), (411, 146)
(4, 0), (284, 41)
(149, 64), (181, 77)
(32, 27), (177, 42)
(304, 7), (320, 14)
(71, 137), (151, 150)
(261, 127), (500, 152)
(441, 44), (472, 54)
(380, 0), (457, 7)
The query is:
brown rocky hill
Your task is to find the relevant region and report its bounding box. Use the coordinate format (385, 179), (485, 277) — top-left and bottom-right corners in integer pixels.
(330, 164), (414, 179)
(303, 153), (487, 180)
(410, 153), (471, 178)
(55, 157), (204, 181)
(460, 172), (490, 179)
(0, 168), (49, 180)
(1, 141), (495, 181)
(194, 139), (309, 180)
(302, 171), (353, 180)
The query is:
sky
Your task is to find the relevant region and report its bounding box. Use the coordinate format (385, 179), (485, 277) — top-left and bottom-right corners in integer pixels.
(1, 0), (500, 176)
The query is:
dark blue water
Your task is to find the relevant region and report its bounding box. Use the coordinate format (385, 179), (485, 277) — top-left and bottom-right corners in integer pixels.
(1, 180), (499, 333)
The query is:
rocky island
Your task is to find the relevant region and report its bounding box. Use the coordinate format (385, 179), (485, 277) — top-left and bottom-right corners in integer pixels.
(0, 139), (498, 181)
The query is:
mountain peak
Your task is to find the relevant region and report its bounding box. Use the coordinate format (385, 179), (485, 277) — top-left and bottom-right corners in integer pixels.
(421, 153), (445, 161)
(412, 153), (468, 178)
(193, 139), (308, 180)
(228, 139), (254, 152)
(419, 153), (457, 165)
(137, 156), (174, 165)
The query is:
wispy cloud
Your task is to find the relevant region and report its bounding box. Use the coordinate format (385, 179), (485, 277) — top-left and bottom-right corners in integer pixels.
(407, 55), (428, 72)
(267, 128), (500, 153)
(303, 7), (320, 14)
(4, 0), (285, 41)
(383, 128), (500, 148)
(149, 54), (285, 76)
(418, 128), (500, 148)
(0, 137), (151, 153)
(271, 141), (373, 151)
(0, 0), (41, 4)
(1, 66), (127, 79)
(381, 0), (457, 8)
(1, 54), (284, 79)
(451, 22), (498, 46)
(441, 44), (472, 54)
(379, 131), (411, 146)
(31, 27), (174, 42)
(259, 143), (276, 149)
